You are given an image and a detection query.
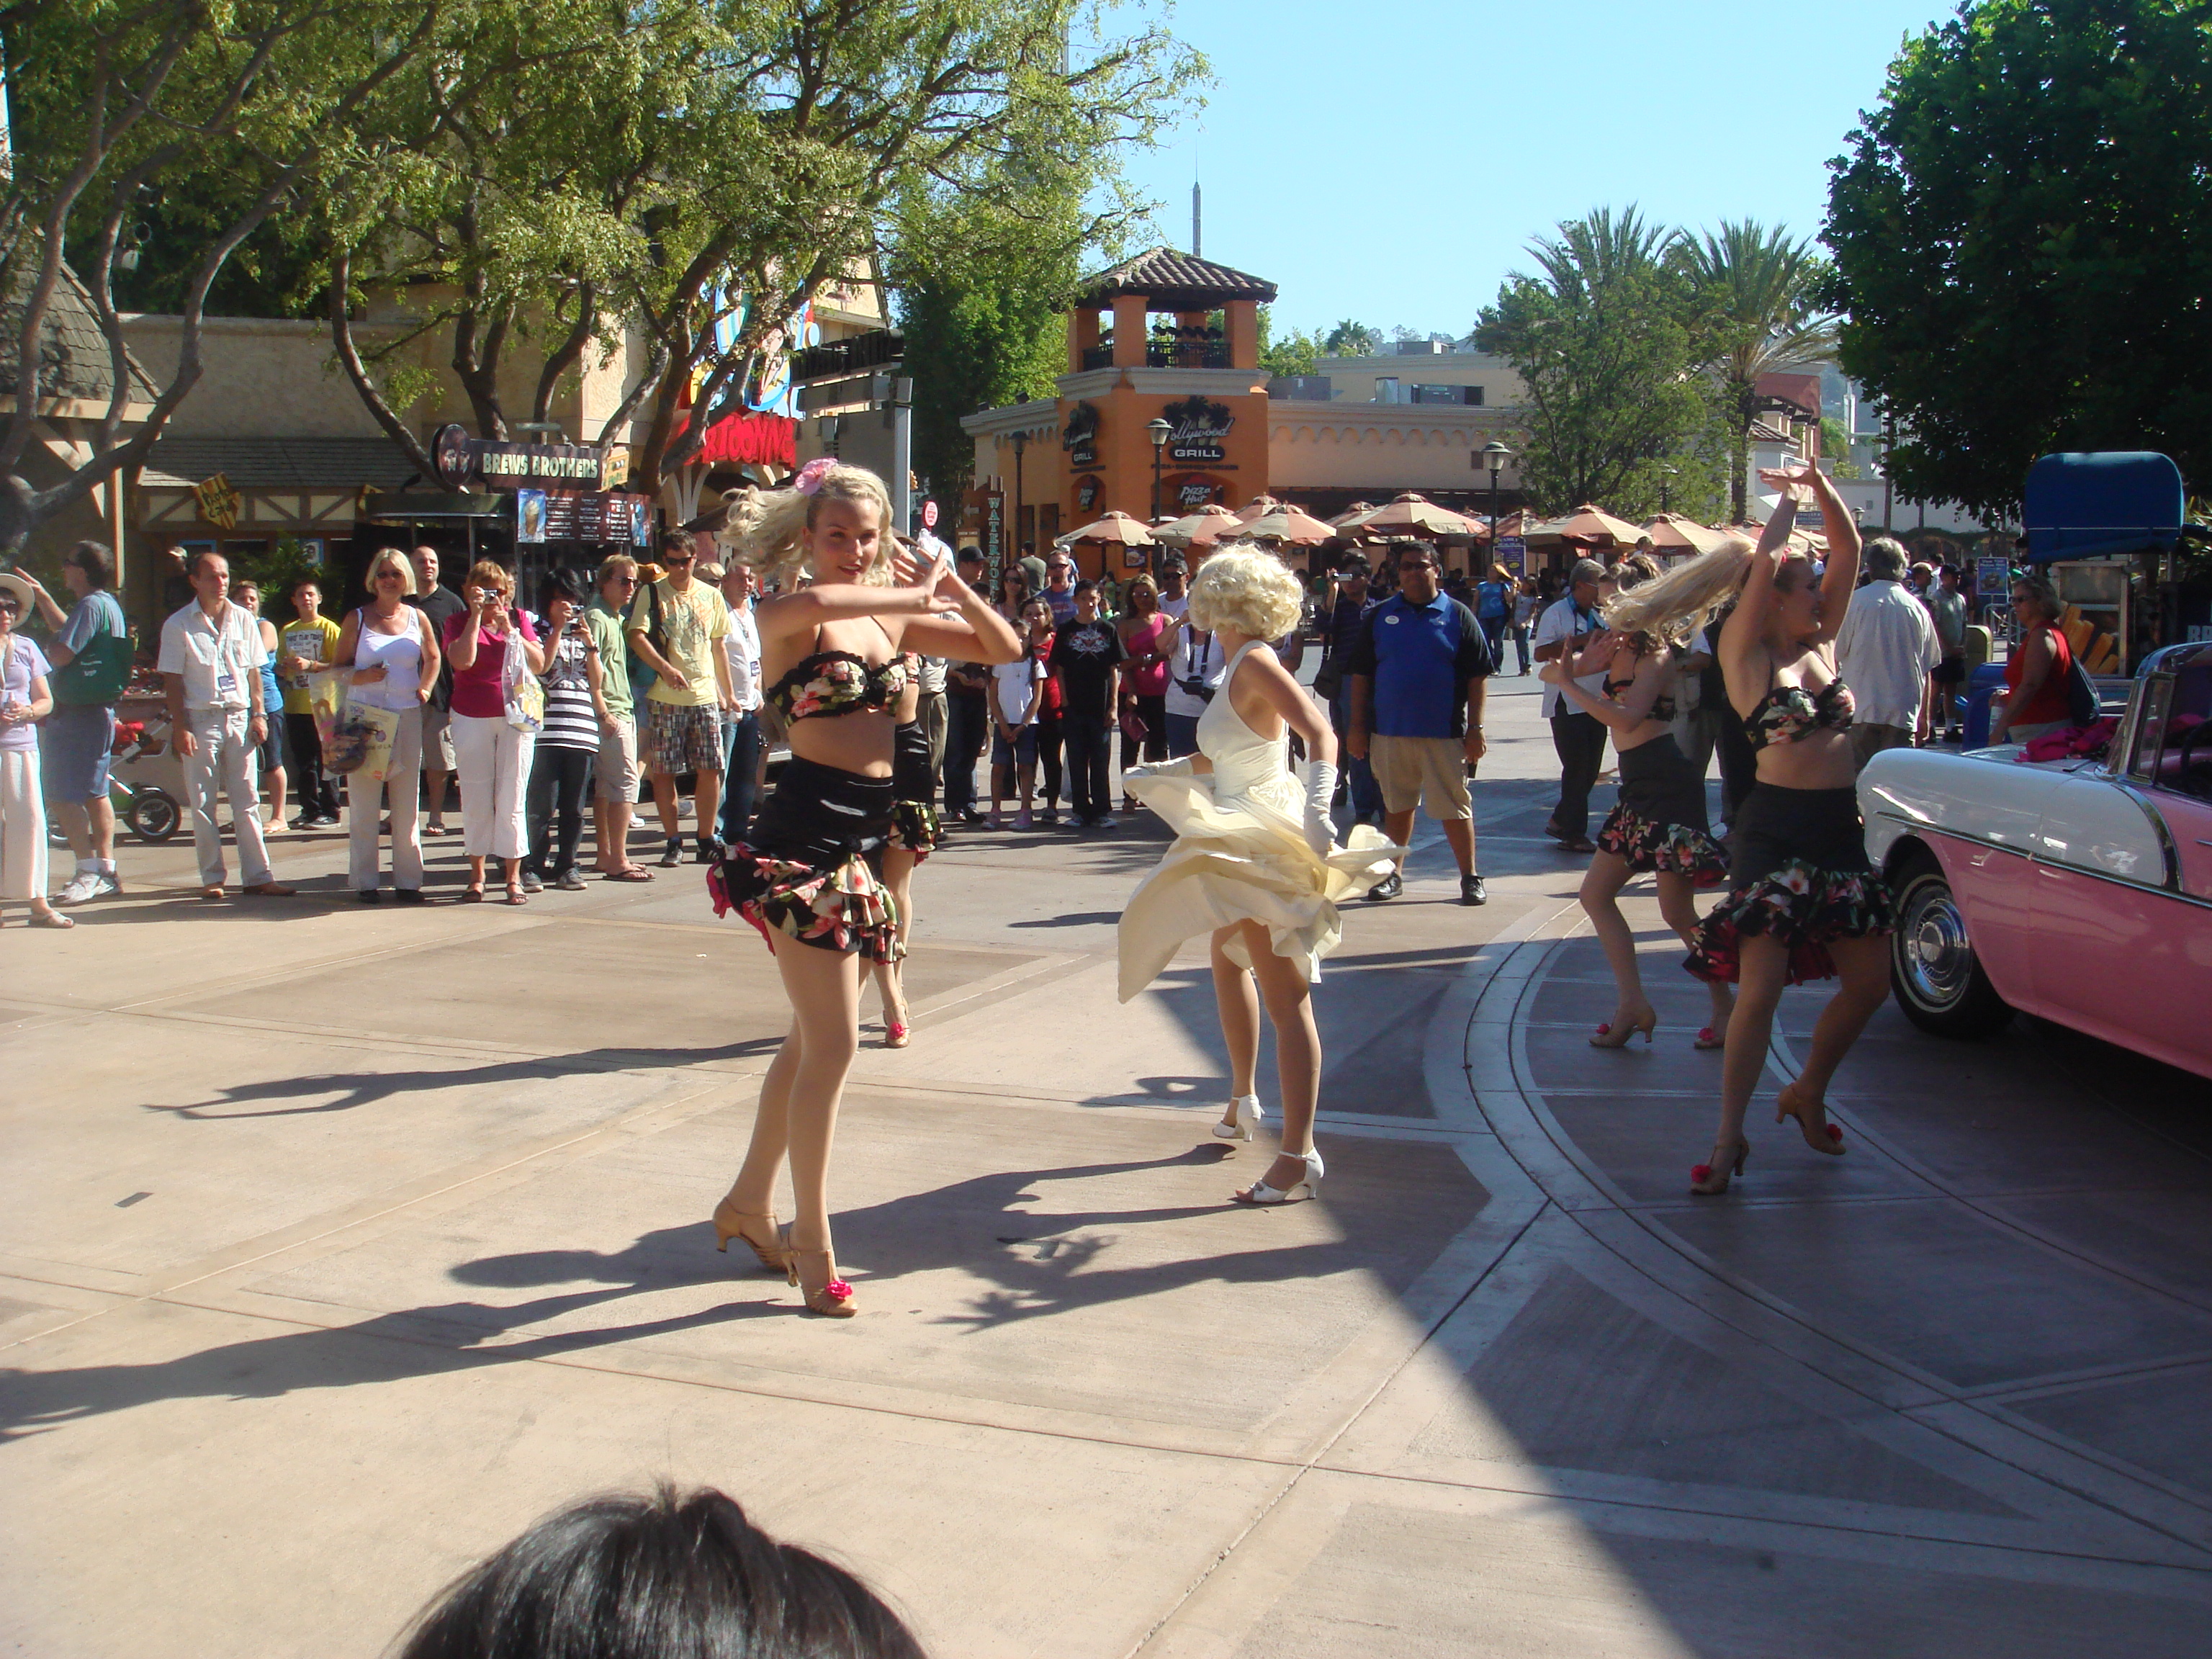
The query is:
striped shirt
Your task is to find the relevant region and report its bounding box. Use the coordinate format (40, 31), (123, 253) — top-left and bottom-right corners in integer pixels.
(539, 630), (599, 750)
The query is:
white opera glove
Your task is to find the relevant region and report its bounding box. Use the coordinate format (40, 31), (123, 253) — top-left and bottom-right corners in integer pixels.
(1133, 755), (1197, 780)
(1301, 760), (1338, 855)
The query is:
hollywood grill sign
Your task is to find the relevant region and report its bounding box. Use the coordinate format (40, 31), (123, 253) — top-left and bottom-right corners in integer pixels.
(1161, 397), (1233, 466)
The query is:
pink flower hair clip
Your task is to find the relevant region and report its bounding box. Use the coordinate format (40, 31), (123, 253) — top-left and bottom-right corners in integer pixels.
(793, 457), (837, 496)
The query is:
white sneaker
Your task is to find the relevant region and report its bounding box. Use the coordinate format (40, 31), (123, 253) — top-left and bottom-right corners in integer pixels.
(55, 870), (103, 907)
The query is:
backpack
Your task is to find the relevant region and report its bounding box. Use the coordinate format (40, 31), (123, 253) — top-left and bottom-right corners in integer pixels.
(50, 595), (132, 705)
(2065, 653), (2101, 729)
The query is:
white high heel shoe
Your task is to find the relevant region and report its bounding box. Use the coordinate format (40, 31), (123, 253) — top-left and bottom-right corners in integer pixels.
(1212, 1093), (1263, 1142)
(1233, 1148), (1324, 1205)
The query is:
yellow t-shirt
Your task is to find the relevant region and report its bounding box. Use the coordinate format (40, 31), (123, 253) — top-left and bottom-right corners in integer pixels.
(278, 614), (343, 713)
(628, 578), (731, 707)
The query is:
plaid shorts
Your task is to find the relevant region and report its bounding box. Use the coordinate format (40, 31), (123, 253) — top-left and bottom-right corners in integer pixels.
(644, 699), (724, 775)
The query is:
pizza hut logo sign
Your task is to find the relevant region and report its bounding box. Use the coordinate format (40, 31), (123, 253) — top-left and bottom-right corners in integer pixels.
(1076, 475), (1103, 510)
(1177, 480), (1217, 507)
(1161, 396), (1233, 465)
(1061, 403), (1100, 469)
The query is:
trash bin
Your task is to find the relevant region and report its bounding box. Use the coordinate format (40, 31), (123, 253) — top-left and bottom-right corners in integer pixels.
(1962, 662), (2008, 747)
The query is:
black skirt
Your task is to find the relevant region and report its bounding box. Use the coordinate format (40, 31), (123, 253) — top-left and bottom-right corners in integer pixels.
(709, 755), (899, 961)
(1685, 783), (1892, 985)
(1594, 735), (1727, 884)
(886, 719), (942, 857)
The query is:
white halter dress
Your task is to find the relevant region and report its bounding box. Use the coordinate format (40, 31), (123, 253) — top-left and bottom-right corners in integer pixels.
(1117, 641), (1400, 1001)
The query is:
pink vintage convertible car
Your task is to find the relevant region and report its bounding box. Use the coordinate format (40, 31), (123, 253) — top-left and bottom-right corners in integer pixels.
(1858, 642), (2212, 1079)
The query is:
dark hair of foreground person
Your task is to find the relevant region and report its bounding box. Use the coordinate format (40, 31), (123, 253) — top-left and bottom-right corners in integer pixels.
(395, 1485), (927, 1659)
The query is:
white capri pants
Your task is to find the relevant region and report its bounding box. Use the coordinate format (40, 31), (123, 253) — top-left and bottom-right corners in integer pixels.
(349, 705), (424, 891)
(451, 711), (534, 860)
(1, 747), (49, 902)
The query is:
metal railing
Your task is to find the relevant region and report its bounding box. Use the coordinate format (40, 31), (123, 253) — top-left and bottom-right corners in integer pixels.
(1078, 341), (1235, 372)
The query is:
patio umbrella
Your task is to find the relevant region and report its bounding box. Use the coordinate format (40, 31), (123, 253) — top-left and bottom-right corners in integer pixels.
(1331, 501), (1383, 533)
(1552, 504), (1647, 544)
(1357, 492), (1485, 539)
(1063, 509), (1156, 547)
(1230, 494), (1285, 523)
(1151, 504), (1238, 547)
(1642, 513), (1732, 555)
(1236, 503), (1339, 545)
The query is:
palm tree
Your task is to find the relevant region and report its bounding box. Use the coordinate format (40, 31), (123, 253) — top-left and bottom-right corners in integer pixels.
(1678, 221), (1839, 523)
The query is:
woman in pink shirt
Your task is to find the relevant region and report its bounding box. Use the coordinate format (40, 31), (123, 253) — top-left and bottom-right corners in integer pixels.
(1115, 573), (1174, 813)
(442, 560), (547, 902)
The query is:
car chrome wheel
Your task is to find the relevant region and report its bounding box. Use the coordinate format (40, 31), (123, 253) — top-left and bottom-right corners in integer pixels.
(1888, 846), (2014, 1039)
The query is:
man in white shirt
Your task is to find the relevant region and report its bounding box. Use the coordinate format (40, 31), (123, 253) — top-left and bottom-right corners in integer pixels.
(715, 560), (764, 845)
(1532, 559), (1611, 850)
(1156, 557), (1190, 619)
(158, 549), (293, 897)
(1162, 616), (1226, 757)
(1836, 536), (1941, 769)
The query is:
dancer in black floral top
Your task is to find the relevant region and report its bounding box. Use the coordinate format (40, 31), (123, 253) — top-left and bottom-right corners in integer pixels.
(1541, 608), (1735, 1055)
(706, 462), (1021, 1318)
(1593, 463), (1889, 1195)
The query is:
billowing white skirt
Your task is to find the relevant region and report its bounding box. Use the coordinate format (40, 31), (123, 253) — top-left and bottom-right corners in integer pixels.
(1116, 765), (1401, 1002)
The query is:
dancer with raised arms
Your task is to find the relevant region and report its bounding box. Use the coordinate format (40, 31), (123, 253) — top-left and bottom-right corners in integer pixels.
(1118, 548), (1399, 1205)
(708, 462), (1022, 1317)
(1615, 464), (1889, 1194)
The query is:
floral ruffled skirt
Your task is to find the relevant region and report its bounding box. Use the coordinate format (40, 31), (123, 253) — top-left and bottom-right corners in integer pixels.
(709, 756), (899, 962)
(1685, 783), (1891, 985)
(886, 799), (942, 858)
(1596, 735), (1729, 885)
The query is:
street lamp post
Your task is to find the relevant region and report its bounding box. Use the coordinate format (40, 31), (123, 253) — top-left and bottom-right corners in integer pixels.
(1660, 464), (1678, 516)
(1481, 440), (1513, 560)
(1008, 430), (1027, 572)
(1147, 416), (1173, 523)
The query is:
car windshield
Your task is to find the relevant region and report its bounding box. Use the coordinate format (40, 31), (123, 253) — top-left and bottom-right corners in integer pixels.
(2131, 662), (2212, 800)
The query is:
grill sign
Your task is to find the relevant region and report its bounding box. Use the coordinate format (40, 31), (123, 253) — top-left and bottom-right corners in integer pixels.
(1061, 403), (1100, 469)
(1161, 397), (1233, 466)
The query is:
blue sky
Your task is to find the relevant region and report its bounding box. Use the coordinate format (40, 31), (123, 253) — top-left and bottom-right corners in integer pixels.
(1107, 0), (1958, 337)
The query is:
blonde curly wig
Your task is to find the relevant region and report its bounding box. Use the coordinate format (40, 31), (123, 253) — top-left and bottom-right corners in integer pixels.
(1187, 547), (1304, 642)
(734, 464), (896, 588)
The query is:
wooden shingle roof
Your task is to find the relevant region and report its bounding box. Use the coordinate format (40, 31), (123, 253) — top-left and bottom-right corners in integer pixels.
(1075, 247), (1278, 310)
(0, 255), (161, 410)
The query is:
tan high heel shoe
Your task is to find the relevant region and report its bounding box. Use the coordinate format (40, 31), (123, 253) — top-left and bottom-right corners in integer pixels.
(1776, 1082), (1847, 1156)
(1590, 1008), (1658, 1048)
(1690, 1139), (1749, 1195)
(711, 1200), (792, 1274)
(788, 1249), (857, 1318)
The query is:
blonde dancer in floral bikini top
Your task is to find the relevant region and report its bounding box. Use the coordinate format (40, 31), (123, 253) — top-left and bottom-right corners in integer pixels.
(706, 462), (1020, 1319)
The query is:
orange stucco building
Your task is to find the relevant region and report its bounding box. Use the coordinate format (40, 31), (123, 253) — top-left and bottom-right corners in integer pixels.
(961, 249), (1277, 575)
(960, 248), (1527, 578)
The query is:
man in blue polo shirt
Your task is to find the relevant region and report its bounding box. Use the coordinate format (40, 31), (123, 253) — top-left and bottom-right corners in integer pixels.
(1345, 539), (1495, 905)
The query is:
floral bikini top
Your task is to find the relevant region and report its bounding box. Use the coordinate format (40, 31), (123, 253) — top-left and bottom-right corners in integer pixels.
(1604, 674), (1677, 724)
(1745, 676), (1854, 753)
(765, 649), (909, 723)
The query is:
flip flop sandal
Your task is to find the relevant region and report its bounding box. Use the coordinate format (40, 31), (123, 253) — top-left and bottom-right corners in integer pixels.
(462, 886), (485, 902)
(603, 867), (655, 881)
(30, 911), (75, 929)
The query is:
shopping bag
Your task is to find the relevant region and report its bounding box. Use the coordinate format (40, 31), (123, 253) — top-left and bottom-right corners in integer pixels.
(502, 627), (543, 732)
(325, 697), (399, 781)
(307, 667), (349, 753)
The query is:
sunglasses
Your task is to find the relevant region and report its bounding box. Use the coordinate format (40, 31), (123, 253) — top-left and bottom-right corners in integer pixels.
(663, 554), (693, 565)
(611, 575), (638, 587)
(376, 571), (405, 581)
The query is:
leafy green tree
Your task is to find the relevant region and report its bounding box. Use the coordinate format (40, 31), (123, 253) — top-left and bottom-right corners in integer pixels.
(1, 0), (480, 557)
(1256, 306), (1323, 378)
(1476, 206), (1709, 518)
(1676, 220), (1838, 521)
(1823, 0), (2212, 516)
(1322, 319), (1380, 357)
(315, 0), (1202, 493)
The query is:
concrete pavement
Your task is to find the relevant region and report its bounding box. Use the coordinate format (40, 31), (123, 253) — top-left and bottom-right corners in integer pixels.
(4, 673), (2210, 1656)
